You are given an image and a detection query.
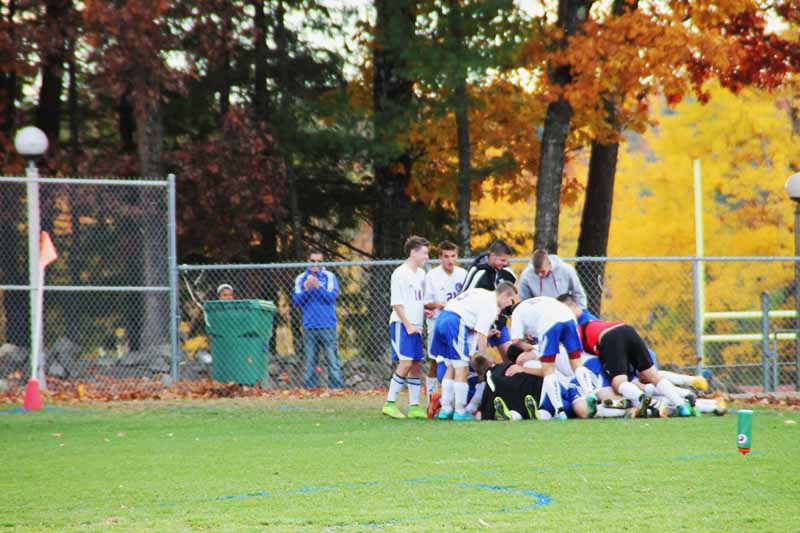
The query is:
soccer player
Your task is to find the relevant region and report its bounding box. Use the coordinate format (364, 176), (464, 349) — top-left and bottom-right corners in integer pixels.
(507, 296), (584, 419)
(460, 240), (517, 359)
(557, 294), (693, 417)
(423, 241), (467, 404)
(430, 283), (517, 421)
(382, 236), (430, 419)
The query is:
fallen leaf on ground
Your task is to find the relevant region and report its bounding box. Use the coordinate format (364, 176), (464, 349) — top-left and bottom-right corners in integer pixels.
(51, 433), (63, 438)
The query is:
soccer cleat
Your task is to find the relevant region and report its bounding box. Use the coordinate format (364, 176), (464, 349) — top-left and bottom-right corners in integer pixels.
(453, 411), (476, 421)
(647, 398), (669, 418)
(494, 397), (512, 421)
(523, 394), (539, 420)
(382, 401), (406, 419)
(603, 398), (632, 410)
(437, 409), (454, 420)
(714, 398), (728, 416)
(635, 394), (651, 419)
(586, 394), (598, 418)
(554, 409), (568, 421)
(690, 376), (709, 392)
(685, 392), (697, 407)
(676, 403), (693, 417)
(407, 405), (427, 419)
(427, 392), (441, 419)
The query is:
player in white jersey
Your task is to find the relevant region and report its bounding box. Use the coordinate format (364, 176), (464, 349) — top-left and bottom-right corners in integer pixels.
(382, 236), (431, 419)
(430, 283), (517, 421)
(505, 296), (583, 419)
(423, 241), (467, 404)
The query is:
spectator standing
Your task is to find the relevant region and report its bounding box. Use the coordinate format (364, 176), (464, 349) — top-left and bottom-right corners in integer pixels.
(293, 252), (343, 389)
(518, 249), (587, 306)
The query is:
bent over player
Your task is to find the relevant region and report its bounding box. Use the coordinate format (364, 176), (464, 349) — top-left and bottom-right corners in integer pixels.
(431, 283), (517, 421)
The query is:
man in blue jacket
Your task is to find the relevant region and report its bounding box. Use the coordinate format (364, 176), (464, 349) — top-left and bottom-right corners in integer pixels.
(293, 252), (343, 389)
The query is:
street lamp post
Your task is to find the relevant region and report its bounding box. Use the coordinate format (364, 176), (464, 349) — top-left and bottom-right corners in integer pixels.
(784, 172), (800, 391)
(13, 126), (48, 392)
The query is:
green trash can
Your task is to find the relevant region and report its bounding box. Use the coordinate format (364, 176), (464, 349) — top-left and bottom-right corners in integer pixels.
(204, 299), (277, 386)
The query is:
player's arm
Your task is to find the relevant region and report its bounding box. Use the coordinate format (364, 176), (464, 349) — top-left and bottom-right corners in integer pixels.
(392, 304), (421, 335)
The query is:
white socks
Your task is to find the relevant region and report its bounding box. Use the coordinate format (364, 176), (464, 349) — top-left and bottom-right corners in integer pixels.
(541, 374), (564, 414)
(387, 373), (406, 402)
(596, 405), (626, 418)
(425, 377), (439, 401)
(659, 371), (692, 386)
(656, 379), (687, 406)
(454, 382), (469, 415)
(465, 382), (485, 413)
(407, 377), (421, 406)
(618, 381), (644, 405)
(441, 378), (455, 412)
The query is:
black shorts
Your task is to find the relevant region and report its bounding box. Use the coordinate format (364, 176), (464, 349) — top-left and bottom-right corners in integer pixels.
(597, 325), (654, 379)
(479, 363), (543, 420)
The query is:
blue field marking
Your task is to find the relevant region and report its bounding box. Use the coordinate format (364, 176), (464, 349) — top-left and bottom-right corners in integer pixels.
(0, 407), (66, 415)
(455, 483), (553, 512)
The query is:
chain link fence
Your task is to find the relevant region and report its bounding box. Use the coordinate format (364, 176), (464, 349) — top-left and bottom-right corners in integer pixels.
(0, 175), (177, 396)
(0, 174), (797, 398)
(178, 257), (800, 394)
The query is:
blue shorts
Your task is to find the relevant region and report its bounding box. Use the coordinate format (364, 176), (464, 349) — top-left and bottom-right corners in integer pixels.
(539, 321), (582, 362)
(488, 325), (511, 347)
(430, 310), (473, 364)
(390, 322), (424, 361)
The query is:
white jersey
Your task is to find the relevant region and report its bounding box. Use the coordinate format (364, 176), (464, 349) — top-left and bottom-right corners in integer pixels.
(444, 288), (498, 336)
(424, 265), (467, 331)
(510, 296), (576, 343)
(389, 263), (426, 327)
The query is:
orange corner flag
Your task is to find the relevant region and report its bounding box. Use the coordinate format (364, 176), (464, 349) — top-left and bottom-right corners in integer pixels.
(40, 231), (58, 269)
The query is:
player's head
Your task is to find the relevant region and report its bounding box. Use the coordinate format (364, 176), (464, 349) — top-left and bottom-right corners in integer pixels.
(506, 344), (524, 364)
(437, 240), (459, 272)
(471, 355), (495, 381)
(217, 283), (234, 300)
(488, 240), (512, 269)
(308, 251), (324, 273)
(533, 249), (552, 278)
(404, 235), (430, 267)
(556, 293), (581, 318)
(495, 281), (517, 310)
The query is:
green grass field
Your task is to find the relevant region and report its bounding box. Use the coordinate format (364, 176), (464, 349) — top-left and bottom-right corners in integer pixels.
(2, 396), (799, 532)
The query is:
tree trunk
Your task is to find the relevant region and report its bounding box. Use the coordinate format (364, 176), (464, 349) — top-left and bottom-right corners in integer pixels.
(35, 0), (70, 146)
(576, 139), (619, 315)
(532, 0), (592, 254)
(575, 0), (635, 314)
(66, 36), (79, 165)
(252, 0), (268, 122)
(1, 0), (18, 139)
(135, 85), (168, 349)
(0, 0), (28, 346)
(449, 0), (471, 257)
(372, 0), (416, 259)
(118, 93), (135, 153)
(275, 0), (303, 259)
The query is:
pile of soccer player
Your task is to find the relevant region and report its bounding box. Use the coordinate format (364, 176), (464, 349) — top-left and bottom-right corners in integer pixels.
(381, 237), (726, 421)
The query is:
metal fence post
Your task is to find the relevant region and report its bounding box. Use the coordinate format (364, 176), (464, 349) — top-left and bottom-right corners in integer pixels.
(167, 174), (179, 382)
(25, 161), (41, 381)
(761, 291), (771, 392)
(692, 258), (704, 373)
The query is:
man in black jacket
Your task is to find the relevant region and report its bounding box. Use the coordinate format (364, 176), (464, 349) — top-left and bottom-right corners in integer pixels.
(460, 240), (516, 359)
